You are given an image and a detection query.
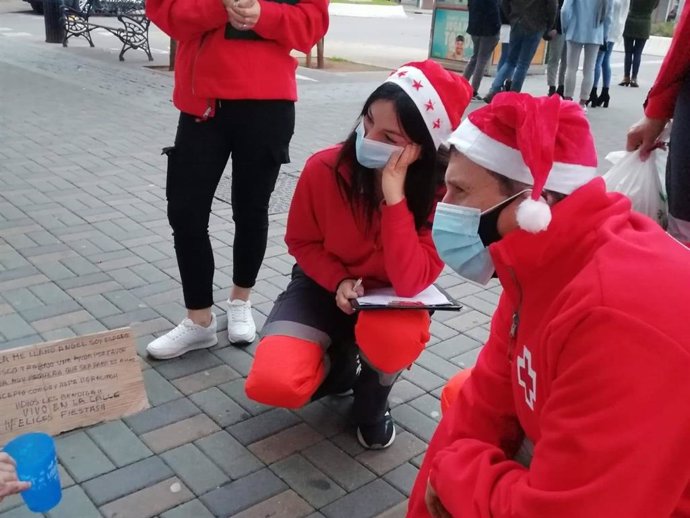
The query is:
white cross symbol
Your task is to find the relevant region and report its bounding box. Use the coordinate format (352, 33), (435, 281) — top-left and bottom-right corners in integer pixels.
(517, 346), (537, 410)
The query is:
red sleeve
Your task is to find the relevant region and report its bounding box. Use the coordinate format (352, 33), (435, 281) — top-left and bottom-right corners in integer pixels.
(436, 295), (522, 449)
(146, 0), (227, 42)
(644, 2), (690, 119)
(380, 200), (444, 297)
(429, 309), (690, 518)
(285, 156), (350, 292)
(253, 0), (329, 53)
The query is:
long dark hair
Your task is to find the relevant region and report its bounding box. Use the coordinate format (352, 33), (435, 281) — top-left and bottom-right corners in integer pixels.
(334, 82), (446, 231)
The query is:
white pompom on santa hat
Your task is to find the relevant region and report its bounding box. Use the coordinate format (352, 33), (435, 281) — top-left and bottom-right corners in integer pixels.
(448, 92), (599, 232)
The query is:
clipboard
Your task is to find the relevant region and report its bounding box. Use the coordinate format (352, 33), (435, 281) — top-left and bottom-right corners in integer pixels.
(351, 285), (462, 312)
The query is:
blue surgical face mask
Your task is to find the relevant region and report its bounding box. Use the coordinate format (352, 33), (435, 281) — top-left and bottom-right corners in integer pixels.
(432, 191), (529, 285)
(432, 203), (496, 285)
(354, 121), (404, 169)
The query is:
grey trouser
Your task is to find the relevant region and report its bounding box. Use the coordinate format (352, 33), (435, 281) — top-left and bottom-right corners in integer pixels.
(564, 41), (600, 100)
(262, 265), (400, 425)
(546, 33), (567, 87)
(667, 72), (690, 241)
(463, 34), (500, 93)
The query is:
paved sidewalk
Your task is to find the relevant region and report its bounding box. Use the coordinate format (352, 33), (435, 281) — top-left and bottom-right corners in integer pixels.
(0, 18), (661, 518)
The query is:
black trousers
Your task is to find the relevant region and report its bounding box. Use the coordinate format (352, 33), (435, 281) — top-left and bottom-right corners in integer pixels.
(623, 37), (647, 79)
(166, 101), (295, 309)
(263, 266), (401, 426)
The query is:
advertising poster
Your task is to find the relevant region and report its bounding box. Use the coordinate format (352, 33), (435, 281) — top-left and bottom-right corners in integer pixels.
(430, 8), (471, 64)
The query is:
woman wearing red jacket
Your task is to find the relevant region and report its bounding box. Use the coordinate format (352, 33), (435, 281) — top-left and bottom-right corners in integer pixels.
(144, 0), (329, 360)
(627, 1), (690, 244)
(245, 61), (472, 449)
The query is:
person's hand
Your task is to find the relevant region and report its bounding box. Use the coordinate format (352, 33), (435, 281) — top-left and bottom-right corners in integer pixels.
(335, 279), (364, 315)
(425, 480), (451, 518)
(626, 116), (670, 161)
(224, 0), (260, 30)
(381, 144), (421, 206)
(0, 453), (30, 502)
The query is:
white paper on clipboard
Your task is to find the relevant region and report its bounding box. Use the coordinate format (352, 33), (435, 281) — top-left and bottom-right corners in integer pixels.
(355, 285), (453, 307)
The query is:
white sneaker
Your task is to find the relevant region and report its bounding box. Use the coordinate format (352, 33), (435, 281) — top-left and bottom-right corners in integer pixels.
(227, 299), (257, 344)
(146, 314), (218, 360)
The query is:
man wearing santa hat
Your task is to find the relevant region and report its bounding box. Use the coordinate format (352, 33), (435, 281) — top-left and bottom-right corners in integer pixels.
(407, 92), (690, 517)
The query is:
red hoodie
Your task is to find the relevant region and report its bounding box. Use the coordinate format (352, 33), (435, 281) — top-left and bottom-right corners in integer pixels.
(408, 178), (690, 518)
(146, 0), (329, 118)
(285, 145), (445, 296)
(644, 1), (690, 119)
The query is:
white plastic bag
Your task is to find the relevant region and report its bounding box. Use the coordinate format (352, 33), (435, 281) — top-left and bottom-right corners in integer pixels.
(603, 147), (668, 228)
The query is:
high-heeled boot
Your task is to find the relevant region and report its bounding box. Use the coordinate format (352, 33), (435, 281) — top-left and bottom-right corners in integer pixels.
(556, 84), (564, 97)
(548, 85), (556, 96)
(587, 87), (599, 107)
(597, 87), (610, 108)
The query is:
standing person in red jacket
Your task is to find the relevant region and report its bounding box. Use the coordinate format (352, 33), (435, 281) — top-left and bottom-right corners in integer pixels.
(627, 1), (690, 245)
(144, 0), (329, 360)
(407, 92), (690, 517)
(244, 61), (472, 449)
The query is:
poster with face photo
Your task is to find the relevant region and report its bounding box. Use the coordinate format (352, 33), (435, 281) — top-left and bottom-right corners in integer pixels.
(430, 8), (471, 64)
(435, 0), (468, 7)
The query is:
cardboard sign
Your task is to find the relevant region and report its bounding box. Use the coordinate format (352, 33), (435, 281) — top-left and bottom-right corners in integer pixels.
(0, 328), (149, 445)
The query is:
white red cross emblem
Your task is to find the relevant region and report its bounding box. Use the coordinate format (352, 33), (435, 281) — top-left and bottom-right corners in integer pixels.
(517, 346), (537, 410)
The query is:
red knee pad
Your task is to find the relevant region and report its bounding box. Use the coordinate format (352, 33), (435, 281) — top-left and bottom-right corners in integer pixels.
(355, 309), (431, 374)
(440, 368), (473, 415)
(245, 335), (325, 409)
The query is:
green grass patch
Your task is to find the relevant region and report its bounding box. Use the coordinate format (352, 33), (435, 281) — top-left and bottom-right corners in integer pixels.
(651, 21), (675, 37)
(328, 56), (353, 63)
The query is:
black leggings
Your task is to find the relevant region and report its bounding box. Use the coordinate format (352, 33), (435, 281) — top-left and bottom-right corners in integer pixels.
(166, 100), (295, 309)
(623, 36), (647, 79)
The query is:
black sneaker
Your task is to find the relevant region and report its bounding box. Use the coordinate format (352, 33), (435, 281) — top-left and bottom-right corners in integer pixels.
(356, 411), (396, 449)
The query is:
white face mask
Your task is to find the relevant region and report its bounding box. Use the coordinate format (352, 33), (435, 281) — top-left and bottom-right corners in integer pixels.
(354, 121), (404, 169)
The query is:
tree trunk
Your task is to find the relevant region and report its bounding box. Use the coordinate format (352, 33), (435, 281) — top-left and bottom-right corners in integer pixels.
(169, 38), (177, 71)
(43, 0), (64, 43)
(316, 38), (324, 69)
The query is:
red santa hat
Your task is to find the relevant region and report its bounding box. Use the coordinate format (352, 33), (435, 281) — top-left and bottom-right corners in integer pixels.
(385, 60), (472, 149)
(448, 92), (598, 232)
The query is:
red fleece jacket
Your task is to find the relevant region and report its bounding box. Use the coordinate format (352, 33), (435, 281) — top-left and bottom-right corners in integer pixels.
(408, 178), (690, 518)
(285, 145), (445, 296)
(146, 0), (328, 118)
(644, 1), (690, 119)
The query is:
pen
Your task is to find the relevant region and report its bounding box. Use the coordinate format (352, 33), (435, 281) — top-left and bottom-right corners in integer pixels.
(353, 278), (363, 292)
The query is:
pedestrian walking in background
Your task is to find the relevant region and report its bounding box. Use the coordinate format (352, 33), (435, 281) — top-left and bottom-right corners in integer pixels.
(496, 11), (513, 91)
(464, 0), (501, 99)
(620, 0), (660, 87)
(484, 0), (558, 102)
(546, 0), (568, 97)
(591, 0), (630, 107)
(144, 0), (329, 359)
(627, 1), (690, 245)
(561, 0), (613, 111)
(244, 61), (473, 450)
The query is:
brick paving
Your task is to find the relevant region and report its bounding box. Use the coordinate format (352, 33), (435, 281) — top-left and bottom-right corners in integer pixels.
(0, 10), (662, 517)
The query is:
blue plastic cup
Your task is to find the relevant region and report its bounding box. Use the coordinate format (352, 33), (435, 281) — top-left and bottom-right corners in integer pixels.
(3, 432), (61, 513)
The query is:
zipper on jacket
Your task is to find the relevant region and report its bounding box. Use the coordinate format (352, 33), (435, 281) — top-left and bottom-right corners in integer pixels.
(201, 101), (212, 121)
(192, 32), (213, 120)
(507, 267), (523, 363)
